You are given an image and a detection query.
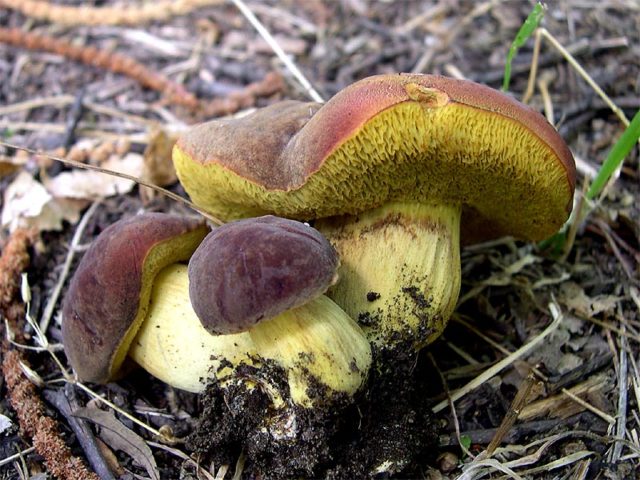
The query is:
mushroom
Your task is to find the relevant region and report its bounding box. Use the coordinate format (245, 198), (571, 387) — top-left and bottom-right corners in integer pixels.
(62, 213), (209, 383)
(172, 73), (576, 351)
(62, 213), (371, 408)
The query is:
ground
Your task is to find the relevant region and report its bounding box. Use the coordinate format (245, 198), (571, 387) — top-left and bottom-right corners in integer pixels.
(0, 1), (639, 479)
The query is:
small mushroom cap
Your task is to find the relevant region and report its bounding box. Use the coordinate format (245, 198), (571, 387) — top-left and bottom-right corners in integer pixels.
(174, 73), (576, 242)
(62, 213), (208, 383)
(188, 216), (339, 334)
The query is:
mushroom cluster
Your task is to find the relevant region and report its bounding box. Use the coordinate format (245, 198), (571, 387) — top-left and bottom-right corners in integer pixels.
(61, 74), (576, 466)
(172, 73), (576, 352)
(62, 213), (371, 410)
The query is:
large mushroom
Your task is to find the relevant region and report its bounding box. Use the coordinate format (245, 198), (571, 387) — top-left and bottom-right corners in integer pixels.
(172, 73), (576, 350)
(62, 213), (371, 409)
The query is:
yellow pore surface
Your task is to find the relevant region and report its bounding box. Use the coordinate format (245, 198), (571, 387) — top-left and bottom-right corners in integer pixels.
(174, 101), (572, 241)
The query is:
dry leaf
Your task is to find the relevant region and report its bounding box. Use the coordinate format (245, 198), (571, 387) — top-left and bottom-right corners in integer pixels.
(73, 407), (160, 480)
(561, 282), (621, 317)
(0, 154), (27, 180)
(140, 128), (178, 203)
(44, 152), (144, 200)
(1, 171), (84, 232)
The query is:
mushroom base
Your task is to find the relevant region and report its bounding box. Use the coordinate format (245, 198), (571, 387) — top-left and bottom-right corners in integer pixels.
(129, 264), (371, 408)
(316, 201), (461, 350)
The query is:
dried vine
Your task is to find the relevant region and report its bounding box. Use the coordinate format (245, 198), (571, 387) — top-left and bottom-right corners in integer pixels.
(0, 27), (285, 117)
(0, 27), (199, 110)
(0, 0), (224, 26)
(0, 229), (99, 480)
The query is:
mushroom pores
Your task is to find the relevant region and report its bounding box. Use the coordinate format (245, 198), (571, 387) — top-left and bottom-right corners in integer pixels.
(172, 73), (575, 242)
(188, 215), (340, 335)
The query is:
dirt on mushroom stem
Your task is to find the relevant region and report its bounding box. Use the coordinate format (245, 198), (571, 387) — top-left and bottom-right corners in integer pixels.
(188, 340), (439, 479)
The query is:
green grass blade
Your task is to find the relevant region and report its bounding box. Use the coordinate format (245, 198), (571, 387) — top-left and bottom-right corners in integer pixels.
(586, 109), (640, 200)
(540, 108), (640, 252)
(502, 2), (545, 91)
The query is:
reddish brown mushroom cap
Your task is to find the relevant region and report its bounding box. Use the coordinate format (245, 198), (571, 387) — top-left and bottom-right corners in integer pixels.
(174, 73), (576, 242)
(62, 213), (208, 383)
(188, 216), (339, 334)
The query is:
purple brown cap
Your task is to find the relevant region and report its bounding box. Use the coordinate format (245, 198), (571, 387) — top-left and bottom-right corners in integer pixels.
(188, 216), (339, 334)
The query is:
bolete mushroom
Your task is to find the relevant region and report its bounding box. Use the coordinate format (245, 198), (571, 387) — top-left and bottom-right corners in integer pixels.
(62, 213), (209, 383)
(172, 73), (576, 350)
(62, 213), (371, 409)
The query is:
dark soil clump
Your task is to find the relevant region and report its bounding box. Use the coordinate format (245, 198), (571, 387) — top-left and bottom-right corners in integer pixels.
(188, 344), (438, 478)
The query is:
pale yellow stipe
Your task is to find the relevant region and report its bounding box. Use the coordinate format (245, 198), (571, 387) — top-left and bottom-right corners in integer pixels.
(317, 202), (462, 349)
(129, 264), (371, 407)
(129, 264), (257, 393)
(251, 295), (372, 406)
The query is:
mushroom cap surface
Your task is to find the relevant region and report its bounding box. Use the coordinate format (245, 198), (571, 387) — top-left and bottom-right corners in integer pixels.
(174, 73), (576, 242)
(62, 213), (208, 383)
(188, 215), (339, 334)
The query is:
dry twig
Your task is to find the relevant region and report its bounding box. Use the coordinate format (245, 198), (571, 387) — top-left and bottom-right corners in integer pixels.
(0, 228), (35, 311)
(0, 229), (99, 479)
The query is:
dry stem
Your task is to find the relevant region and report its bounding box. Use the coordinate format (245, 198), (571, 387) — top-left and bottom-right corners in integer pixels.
(0, 27), (199, 109)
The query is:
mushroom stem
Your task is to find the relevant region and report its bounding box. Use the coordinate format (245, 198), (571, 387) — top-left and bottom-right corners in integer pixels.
(316, 202), (461, 350)
(129, 264), (371, 408)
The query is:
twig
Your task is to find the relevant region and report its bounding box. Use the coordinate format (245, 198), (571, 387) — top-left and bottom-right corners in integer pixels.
(230, 0), (324, 103)
(485, 372), (536, 456)
(0, 0), (225, 26)
(39, 201), (100, 333)
(452, 315), (548, 382)
(147, 441), (216, 480)
(433, 301), (563, 413)
(61, 89), (86, 153)
(43, 386), (116, 480)
(0, 446), (36, 468)
(612, 330), (629, 462)
(428, 352), (474, 459)
(561, 387), (615, 425)
(0, 27), (285, 119)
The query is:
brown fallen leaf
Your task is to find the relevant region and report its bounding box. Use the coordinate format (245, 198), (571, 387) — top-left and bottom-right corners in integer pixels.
(0, 153), (27, 180)
(73, 407), (160, 480)
(140, 128), (178, 203)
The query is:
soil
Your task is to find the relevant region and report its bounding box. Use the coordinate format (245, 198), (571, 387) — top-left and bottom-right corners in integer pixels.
(1, 1), (639, 479)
